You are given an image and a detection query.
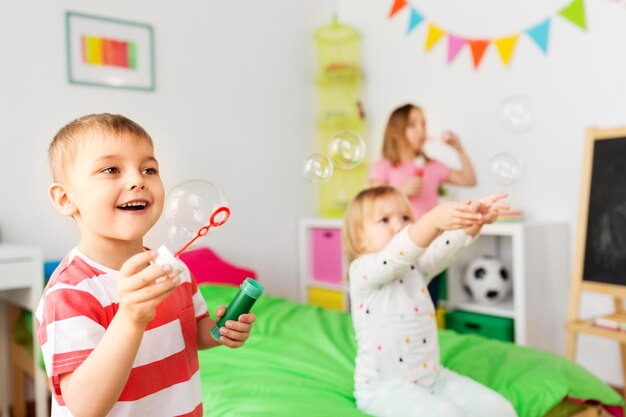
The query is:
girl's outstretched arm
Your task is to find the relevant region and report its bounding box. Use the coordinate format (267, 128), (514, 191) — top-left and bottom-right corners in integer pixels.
(408, 200), (481, 247)
(415, 193), (508, 282)
(350, 198), (483, 293)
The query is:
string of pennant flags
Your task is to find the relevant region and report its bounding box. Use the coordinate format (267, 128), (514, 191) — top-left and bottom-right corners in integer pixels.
(388, 0), (587, 69)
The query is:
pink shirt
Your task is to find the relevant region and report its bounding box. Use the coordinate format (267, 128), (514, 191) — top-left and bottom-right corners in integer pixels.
(369, 158), (450, 218)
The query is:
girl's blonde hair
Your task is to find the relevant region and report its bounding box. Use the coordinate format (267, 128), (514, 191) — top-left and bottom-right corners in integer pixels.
(48, 113), (153, 182)
(343, 186), (415, 264)
(381, 103), (425, 166)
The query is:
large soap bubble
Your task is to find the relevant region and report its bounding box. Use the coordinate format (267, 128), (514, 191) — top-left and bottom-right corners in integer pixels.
(490, 153), (523, 185)
(303, 153), (334, 184)
(164, 180), (230, 254)
(498, 96), (534, 134)
(327, 131), (366, 170)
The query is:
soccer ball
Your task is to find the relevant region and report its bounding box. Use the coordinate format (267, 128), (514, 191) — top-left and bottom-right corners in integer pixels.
(463, 256), (511, 305)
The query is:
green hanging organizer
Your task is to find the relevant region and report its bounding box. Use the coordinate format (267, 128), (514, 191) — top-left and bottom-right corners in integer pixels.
(314, 17), (367, 218)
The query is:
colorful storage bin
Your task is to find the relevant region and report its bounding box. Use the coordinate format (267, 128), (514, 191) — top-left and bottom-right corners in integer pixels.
(311, 227), (343, 284)
(445, 310), (514, 342)
(308, 287), (346, 311)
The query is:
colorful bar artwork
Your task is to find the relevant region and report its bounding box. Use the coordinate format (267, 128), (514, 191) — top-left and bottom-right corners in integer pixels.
(81, 35), (137, 69)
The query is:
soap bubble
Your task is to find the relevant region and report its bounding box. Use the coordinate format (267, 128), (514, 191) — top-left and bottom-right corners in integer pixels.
(498, 96), (534, 134)
(164, 180), (229, 250)
(303, 153), (334, 184)
(327, 131), (366, 169)
(490, 153), (522, 185)
(167, 225), (197, 253)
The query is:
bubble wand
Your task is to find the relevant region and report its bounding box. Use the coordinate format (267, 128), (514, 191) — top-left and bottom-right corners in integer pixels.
(156, 180), (264, 337)
(173, 206), (231, 257)
(155, 180), (232, 277)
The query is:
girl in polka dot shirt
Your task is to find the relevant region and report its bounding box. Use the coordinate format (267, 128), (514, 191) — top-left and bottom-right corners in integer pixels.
(343, 186), (517, 417)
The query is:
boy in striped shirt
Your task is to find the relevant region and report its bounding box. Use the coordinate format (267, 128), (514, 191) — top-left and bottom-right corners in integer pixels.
(36, 113), (256, 416)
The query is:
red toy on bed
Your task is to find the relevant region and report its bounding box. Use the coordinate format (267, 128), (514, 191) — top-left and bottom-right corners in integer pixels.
(179, 246), (257, 286)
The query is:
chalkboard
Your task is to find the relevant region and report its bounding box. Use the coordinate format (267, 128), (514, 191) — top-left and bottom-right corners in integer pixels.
(582, 133), (626, 287)
(566, 129), (626, 383)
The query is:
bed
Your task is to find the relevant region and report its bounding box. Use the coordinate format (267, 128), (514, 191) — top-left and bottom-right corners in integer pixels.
(197, 284), (624, 417)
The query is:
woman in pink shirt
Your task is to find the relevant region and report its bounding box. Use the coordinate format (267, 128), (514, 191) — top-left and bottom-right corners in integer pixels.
(369, 103), (477, 304)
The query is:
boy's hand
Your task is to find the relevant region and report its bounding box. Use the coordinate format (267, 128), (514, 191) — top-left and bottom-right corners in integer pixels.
(213, 306), (256, 348)
(116, 250), (180, 328)
(464, 193), (510, 236)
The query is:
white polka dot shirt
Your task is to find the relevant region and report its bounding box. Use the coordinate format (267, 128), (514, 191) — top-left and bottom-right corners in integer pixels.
(349, 226), (474, 390)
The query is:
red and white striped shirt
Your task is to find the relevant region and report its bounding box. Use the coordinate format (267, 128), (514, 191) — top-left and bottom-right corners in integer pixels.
(35, 248), (209, 417)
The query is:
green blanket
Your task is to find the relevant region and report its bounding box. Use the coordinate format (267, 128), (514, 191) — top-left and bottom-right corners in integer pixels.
(198, 285), (624, 417)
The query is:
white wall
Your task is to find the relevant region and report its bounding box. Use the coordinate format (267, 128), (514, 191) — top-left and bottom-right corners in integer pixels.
(1, 0), (623, 387)
(0, 0), (336, 299)
(337, 0), (626, 387)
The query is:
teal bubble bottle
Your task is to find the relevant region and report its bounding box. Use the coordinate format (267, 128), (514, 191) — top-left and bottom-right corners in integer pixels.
(210, 278), (264, 342)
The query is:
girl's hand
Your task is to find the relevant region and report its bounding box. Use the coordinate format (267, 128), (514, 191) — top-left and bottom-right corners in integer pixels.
(476, 192), (509, 223)
(408, 200), (482, 247)
(428, 200), (483, 231)
(399, 177), (423, 197)
(443, 131), (463, 152)
(213, 306), (257, 348)
(116, 251), (180, 328)
(464, 193), (510, 236)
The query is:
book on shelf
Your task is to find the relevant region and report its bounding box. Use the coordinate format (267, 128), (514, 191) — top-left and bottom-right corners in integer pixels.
(593, 312), (626, 331)
(496, 210), (524, 223)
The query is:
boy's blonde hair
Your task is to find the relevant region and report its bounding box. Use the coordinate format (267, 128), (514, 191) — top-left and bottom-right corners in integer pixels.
(382, 103), (425, 166)
(48, 113), (153, 182)
(343, 186), (415, 263)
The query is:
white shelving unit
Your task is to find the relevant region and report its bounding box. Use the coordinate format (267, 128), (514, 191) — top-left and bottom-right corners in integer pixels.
(446, 222), (569, 353)
(298, 218), (570, 354)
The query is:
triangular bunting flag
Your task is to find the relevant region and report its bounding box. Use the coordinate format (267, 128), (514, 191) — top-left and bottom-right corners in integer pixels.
(468, 40), (490, 69)
(447, 34), (465, 63)
(386, 1), (586, 69)
(388, 0), (407, 18)
(425, 24), (445, 51)
(526, 19), (551, 54)
(407, 7), (424, 34)
(495, 35), (518, 66)
(558, 0), (586, 30)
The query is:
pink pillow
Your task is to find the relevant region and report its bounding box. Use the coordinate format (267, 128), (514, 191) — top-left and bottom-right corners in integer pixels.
(179, 247), (257, 286)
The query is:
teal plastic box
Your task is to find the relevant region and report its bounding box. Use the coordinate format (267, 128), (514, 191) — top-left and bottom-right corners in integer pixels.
(445, 310), (514, 342)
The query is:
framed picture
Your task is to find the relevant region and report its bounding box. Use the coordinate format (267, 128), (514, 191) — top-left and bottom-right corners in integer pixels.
(65, 12), (155, 91)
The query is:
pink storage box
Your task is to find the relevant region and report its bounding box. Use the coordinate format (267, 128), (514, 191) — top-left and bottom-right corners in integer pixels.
(311, 227), (343, 284)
